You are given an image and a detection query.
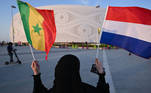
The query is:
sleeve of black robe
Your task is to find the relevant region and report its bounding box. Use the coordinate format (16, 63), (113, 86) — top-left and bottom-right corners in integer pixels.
(96, 73), (110, 93)
(32, 73), (110, 93)
(33, 74), (51, 93)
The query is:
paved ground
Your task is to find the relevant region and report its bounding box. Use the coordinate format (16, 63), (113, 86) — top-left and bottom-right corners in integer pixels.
(0, 46), (151, 93)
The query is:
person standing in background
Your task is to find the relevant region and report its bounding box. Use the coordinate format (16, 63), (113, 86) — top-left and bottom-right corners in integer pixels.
(7, 42), (14, 63)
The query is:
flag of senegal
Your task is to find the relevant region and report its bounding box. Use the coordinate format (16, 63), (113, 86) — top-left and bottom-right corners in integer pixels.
(17, 0), (56, 60)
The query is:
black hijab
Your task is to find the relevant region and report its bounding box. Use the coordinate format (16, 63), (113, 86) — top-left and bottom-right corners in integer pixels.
(52, 54), (83, 93)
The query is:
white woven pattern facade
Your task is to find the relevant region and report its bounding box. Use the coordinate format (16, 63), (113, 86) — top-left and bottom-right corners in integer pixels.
(10, 5), (106, 42)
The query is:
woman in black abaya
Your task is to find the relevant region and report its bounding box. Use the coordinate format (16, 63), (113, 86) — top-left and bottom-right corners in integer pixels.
(31, 54), (109, 93)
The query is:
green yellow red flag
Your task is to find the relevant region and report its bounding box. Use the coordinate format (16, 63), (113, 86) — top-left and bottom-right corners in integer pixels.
(17, 0), (56, 60)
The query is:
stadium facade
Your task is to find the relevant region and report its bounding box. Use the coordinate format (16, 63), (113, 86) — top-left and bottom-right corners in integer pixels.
(10, 5), (106, 43)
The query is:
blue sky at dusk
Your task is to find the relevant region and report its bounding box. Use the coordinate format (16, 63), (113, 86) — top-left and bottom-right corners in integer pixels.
(0, 0), (150, 41)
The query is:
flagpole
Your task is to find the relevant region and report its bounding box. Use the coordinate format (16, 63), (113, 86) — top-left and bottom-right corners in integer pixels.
(96, 27), (101, 59)
(96, 44), (99, 58)
(95, 5), (109, 59)
(95, 5), (100, 59)
(29, 44), (36, 61)
(100, 6), (117, 93)
(100, 5), (109, 42)
(99, 5), (109, 53)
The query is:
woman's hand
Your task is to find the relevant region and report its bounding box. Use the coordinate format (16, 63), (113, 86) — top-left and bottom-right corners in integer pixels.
(95, 58), (104, 74)
(31, 60), (40, 75)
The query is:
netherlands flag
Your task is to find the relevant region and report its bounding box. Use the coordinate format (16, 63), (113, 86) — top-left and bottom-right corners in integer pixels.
(100, 6), (151, 59)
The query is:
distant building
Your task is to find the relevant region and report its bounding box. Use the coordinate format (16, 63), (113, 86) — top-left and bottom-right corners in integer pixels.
(10, 5), (106, 43)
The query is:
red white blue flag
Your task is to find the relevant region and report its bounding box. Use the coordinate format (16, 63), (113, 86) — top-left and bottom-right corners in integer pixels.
(100, 6), (151, 59)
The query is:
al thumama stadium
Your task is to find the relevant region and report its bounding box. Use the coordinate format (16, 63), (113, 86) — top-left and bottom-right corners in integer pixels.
(10, 5), (106, 43)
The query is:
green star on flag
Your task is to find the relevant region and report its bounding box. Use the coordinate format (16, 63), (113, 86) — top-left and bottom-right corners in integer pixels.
(33, 24), (42, 35)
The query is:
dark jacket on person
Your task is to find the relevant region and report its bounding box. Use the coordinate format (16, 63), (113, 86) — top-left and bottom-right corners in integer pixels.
(32, 55), (110, 93)
(7, 43), (13, 54)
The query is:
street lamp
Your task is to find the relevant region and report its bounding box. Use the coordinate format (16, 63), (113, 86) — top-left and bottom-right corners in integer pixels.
(96, 5), (100, 8)
(11, 5), (16, 43)
(95, 5), (101, 58)
(96, 5), (101, 44)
